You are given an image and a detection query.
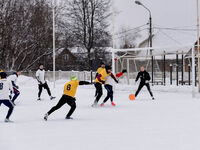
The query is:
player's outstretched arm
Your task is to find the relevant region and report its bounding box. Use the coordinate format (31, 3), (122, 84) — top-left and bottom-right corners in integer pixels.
(135, 72), (140, 82)
(79, 81), (91, 85)
(111, 73), (118, 83)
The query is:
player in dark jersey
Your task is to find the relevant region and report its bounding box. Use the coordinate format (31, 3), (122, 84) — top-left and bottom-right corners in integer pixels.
(135, 66), (154, 100)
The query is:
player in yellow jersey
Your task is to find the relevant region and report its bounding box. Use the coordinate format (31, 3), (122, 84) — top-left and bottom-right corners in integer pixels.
(92, 65), (118, 107)
(44, 76), (91, 120)
(94, 62), (105, 96)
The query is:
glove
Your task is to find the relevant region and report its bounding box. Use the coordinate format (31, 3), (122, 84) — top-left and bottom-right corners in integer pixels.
(73, 97), (76, 101)
(145, 80), (150, 84)
(15, 85), (19, 89)
(122, 69), (127, 73)
(39, 81), (43, 85)
(115, 79), (119, 83)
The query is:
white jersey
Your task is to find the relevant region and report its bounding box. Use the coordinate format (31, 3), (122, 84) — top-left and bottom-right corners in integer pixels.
(0, 79), (13, 100)
(105, 76), (114, 86)
(36, 69), (45, 84)
(8, 73), (18, 85)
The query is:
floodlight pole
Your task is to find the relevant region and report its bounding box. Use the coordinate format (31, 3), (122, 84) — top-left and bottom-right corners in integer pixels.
(53, 0), (56, 88)
(196, 0), (200, 92)
(135, 1), (153, 84)
(112, 0), (115, 75)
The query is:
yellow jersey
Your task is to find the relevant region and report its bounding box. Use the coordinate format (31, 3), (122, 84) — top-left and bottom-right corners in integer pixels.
(95, 69), (110, 84)
(63, 80), (80, 98)
(97, 67), (105, 74)
(0, 70), (3, 80)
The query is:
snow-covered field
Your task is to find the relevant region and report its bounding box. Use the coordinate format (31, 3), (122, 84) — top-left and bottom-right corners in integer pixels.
(1, 76), (200, 150)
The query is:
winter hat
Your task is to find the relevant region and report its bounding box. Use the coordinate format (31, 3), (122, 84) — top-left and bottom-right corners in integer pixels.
(71, 76), (77, 81)
(100, 62), (105, 65)
(122, 69), (127, 73)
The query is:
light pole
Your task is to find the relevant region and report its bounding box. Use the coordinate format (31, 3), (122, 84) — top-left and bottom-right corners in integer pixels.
(53, 0), (56, 88)
(135, 0), (154, 84)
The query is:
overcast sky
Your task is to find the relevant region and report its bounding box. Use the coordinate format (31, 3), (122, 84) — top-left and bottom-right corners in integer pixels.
(113, 0), (197, 32)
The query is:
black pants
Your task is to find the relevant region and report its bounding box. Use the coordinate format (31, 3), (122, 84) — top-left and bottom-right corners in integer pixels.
(47, 95), (76, 118)
(103, 84), (113, 103)
(12, 87), (20, 102)
(135, 82), (153, 97)
(0, 100), (14, 119)
(38, 82), (51, 97)
(94, 82), (103, 103)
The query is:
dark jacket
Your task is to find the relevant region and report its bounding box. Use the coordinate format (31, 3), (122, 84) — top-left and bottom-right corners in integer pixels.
(135, 70), (151, 83)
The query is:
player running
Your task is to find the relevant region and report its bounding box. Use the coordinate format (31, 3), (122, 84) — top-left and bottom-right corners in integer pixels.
(8, 71), (21, 105)
(44, 76), (91, 120)
(100, 69), (127, 107)
(0, 72), (14, 122)
(36, 64), (55, 100)
(92, 65), (118, 107)
(95, 62), (105, 96)
(135, 66), (154, 100)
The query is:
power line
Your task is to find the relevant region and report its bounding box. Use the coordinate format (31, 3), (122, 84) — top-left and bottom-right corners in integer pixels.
(114, 28), (148, 39)
(159, 30), (183, 45)
(114, 24), (148, 36)
(154, 26), (196, 31)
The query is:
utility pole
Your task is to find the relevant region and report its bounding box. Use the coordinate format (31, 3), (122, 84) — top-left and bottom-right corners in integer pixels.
(135, 0), (153, 84)
(149, 14), (153, 85)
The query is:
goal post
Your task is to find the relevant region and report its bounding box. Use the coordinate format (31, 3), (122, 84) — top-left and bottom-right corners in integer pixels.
(111, 44), (197, 97)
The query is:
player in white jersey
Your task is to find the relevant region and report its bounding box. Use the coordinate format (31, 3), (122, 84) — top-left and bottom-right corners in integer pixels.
(8, 71), (21, 105)
(100, 69), (127, 107)
(0, 72), (14, 122)
(36, 64), (55, 100)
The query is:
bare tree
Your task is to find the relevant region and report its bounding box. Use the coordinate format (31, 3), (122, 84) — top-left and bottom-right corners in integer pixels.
(65, 0), (111, 70)
(117, 26), (142, 49)
(0, 0), (62, 71)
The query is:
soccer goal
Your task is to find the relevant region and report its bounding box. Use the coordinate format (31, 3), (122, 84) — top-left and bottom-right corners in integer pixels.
(111, 44), (197, 96)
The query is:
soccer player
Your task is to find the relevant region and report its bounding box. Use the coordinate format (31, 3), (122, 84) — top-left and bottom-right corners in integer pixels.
(100, 69), (127, 107)
(8, 71), (21, 105)
(92, 65), (118, 107)
(0, 72), (14, 122)
(44, 76), (91, 120)
(94, 62), (105, 96)
(135, 66), (154, 100)
(36, 64), (55, 100)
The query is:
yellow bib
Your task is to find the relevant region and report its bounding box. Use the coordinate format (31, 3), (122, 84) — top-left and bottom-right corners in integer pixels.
(97, 67), (104, 74)
(95, 69), (110, 84)
(63, 80), (80, 98)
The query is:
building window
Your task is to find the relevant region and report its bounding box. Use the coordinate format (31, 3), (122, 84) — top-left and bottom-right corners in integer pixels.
(64, 54), (69, 60)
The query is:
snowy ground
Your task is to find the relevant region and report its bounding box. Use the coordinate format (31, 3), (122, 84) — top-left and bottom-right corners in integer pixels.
(1, 76), (200, 150)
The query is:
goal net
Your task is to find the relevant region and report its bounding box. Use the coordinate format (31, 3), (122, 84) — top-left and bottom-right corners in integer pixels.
(111, 45), (198, 87)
